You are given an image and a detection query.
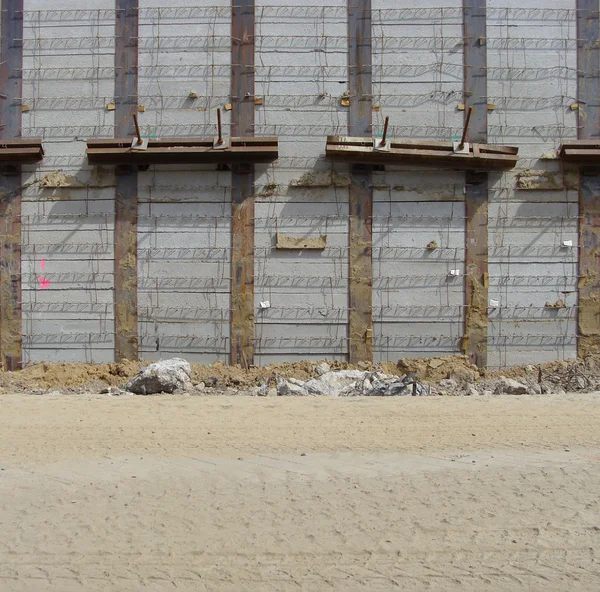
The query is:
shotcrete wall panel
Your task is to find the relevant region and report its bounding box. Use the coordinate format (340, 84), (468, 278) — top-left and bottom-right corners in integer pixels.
(137, 0), (231, 363)
(4, 0), (588, 367)
(487, 2), (578, 368)
(253, 0), (350, 364)
(20, 0), (116, 363)
(371, 0), (466, 361)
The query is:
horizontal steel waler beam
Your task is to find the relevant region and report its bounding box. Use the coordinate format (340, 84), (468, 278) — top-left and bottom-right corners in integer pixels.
(326, 136), (518, 171)
(559, 140), (600, 163)
(0, 139), (44, 163)
(86, 136), (278, 165)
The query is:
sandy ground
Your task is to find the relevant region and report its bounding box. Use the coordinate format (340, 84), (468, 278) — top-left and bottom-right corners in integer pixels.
(1, 392), (600, 591)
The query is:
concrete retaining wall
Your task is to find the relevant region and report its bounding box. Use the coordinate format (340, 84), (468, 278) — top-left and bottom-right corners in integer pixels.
(1, 0), (588, 368)
(487, 1), (579, 367)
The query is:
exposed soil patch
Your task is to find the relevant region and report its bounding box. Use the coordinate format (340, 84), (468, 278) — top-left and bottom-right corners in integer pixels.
(1, 354), (599, 396)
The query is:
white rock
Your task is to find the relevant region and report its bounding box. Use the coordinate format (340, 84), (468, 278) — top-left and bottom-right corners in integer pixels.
(494, 377), (529, 395)
(276, 376), (309, 396)
(254, 384), (269, 396)
(315, 362), (331, 376)
(107, 386), (127, 396)
(124, 358), (192, 395)
(304, 369), (367, 396)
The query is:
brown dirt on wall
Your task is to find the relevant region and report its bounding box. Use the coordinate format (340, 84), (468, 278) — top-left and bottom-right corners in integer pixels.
(516, 169), (563, 190)
(276, 233), (327, 249)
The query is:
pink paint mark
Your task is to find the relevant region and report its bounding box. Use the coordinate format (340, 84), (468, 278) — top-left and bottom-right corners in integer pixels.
(40, 258), (45, 271)
(38, 276), (50, 289)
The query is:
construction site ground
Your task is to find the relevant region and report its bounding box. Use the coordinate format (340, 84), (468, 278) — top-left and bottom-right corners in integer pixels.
(1, 357), (600, 591)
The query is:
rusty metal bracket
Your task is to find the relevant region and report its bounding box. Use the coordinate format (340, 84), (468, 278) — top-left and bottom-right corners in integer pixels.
(326, 135), (517, 171)
(455, 106), (473, 152)
(86, 137), (277, 165)
(373, 116), (390, 151)
(0, 139), (44, 163)
(130, 113), (148, 150)
(558, 141), (600, 163)
(213, 108), (229, 150)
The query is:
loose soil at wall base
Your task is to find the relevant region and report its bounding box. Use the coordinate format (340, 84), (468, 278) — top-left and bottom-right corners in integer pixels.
(1, 354), (600, 396)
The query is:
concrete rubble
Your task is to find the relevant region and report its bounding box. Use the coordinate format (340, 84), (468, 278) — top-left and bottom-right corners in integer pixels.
(493, 377), (529, 395)
(275, 370), (430, 397)
(432, 376), (534, 396)
(2, 355), (600, 398)
(124, 358), (192, 395)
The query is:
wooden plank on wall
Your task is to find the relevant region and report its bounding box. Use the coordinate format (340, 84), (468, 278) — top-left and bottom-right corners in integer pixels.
(463, 0), (489, 368)
(577, 0), (600, 357)
(348, 0), (373, 364)
(230, 0), (255, 367)
(114, 0), (139, 361)
(0, 0), (23, 370)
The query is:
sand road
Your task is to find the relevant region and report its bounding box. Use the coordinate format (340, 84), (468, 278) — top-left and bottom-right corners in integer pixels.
(1, 392), (600, 591)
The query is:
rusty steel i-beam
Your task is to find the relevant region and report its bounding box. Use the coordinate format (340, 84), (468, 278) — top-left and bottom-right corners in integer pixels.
(114, 0), (139, 361)
(0, 0), (24, 370)
(348, 0), (373, 364)
(576, 0), (600, 357)
(231, 0), (256, 367)
(463, 0), (489, 369)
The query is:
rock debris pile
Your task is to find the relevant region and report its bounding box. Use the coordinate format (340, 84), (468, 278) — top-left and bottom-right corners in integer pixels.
(430, 357), (600, 397)
(274, 365), (430, 397)
(1, 355), (600, 397)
